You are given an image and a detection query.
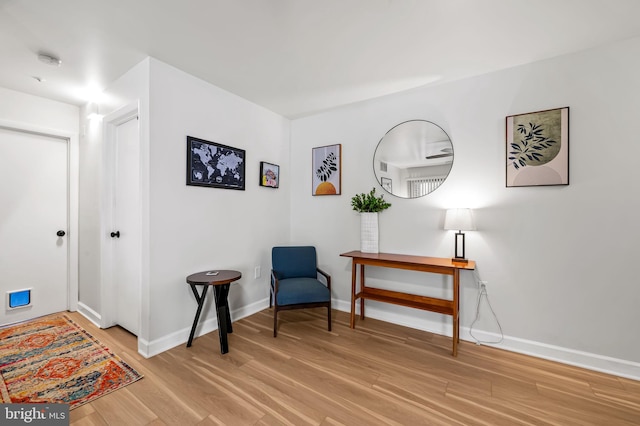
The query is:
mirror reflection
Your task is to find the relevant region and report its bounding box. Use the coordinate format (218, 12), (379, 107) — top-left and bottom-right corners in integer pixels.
(373, 120), (453, 198)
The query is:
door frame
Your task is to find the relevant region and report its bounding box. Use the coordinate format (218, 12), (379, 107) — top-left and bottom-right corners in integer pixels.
(0, 119), (79, 313)
(100, 102), (141, 331)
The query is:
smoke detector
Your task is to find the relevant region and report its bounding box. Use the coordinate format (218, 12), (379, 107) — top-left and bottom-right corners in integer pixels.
(37, 53), (62, 66)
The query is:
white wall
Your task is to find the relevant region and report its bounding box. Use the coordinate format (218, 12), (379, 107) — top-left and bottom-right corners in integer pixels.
(77, 57), (291, 356)
(290, 36), (640, 378)
(145, 59), (290, 351)
(0, 87), (78, 131)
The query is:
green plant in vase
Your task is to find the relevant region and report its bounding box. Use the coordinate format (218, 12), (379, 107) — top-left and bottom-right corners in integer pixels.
(351, 188), (391, 213)
(351, 188), (391, 253)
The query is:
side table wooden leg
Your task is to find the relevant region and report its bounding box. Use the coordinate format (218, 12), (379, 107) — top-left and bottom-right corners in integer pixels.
(217, 305), (229, 354)
(187, 284), (208, 348)
(220, 284), (233, 334)
(214, 284), (231, 354)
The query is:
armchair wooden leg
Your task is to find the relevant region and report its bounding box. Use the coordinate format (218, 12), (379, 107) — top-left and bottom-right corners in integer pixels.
(327, 306), (332, 332)
(273, 308), (278, 337)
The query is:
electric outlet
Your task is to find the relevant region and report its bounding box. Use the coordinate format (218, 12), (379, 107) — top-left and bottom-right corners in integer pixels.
(254, 266), (261, 279)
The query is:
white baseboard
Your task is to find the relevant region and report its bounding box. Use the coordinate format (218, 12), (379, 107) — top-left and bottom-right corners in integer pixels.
(462, 328), (640, 382)
(333, 299), (640, 381)
(137, 298), (270, 358)
(76, 302), (102, 328)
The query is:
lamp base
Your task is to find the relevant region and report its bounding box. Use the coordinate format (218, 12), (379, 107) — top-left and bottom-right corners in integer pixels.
(451, 257), (468, 263)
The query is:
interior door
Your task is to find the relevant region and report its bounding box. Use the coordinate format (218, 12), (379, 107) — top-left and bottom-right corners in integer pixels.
(0, 127), (68, 325)
(111, 115), (141, 335)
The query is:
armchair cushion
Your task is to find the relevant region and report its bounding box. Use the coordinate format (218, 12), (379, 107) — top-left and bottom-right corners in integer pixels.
(272, 246), (318, 279)
(275, 277), (331, 306)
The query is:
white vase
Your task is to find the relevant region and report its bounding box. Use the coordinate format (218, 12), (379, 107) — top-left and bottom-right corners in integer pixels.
(360, 212), (379, 253)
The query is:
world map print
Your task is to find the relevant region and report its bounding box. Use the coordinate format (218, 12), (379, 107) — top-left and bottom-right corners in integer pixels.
(187, 137), (245, 190)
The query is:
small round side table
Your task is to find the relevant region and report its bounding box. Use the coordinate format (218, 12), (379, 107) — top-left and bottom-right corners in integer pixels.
(186, 269), (241, 354)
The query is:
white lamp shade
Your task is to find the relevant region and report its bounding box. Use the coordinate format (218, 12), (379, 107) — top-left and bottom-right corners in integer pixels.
(444, 208), (476, 231)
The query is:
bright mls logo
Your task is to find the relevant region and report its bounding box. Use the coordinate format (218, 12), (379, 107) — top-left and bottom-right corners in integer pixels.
(1, 404), (68, 425)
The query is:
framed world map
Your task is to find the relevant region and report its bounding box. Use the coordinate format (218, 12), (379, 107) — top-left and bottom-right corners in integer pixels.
(186, 136), (245, 190)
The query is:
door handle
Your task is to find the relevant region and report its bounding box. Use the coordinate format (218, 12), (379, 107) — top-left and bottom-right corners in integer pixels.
(57, 230), (66, 237)
(110, 231), (120, 238)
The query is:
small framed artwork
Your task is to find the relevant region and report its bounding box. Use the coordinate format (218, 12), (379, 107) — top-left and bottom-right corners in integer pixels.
(186, 136), (245, 190)
(381, 177), (392, 193)
(312, 144), (342, 195)
(506, 107), (569, 187)
(259, 161), (280, 188)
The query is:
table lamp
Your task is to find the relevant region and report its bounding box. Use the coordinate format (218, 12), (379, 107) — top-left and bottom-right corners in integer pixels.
(444, 208), (476, 263)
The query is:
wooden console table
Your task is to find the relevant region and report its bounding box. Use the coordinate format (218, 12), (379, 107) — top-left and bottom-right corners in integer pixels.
(340, 251), (475, 356)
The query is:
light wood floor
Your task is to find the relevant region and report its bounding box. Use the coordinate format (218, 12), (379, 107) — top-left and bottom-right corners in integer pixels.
(67, 309), (640, 425)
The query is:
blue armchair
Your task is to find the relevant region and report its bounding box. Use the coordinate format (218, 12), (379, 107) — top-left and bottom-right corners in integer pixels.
(270, 246), (332, 337)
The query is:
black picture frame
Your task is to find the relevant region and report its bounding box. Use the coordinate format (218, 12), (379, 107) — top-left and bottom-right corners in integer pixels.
(259, 161), (280, 188)
(186, 136), (245, 190)
(381, 177), (392, 193)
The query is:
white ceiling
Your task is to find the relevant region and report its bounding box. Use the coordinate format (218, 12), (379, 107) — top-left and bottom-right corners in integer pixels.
(2, 0), (640, 118)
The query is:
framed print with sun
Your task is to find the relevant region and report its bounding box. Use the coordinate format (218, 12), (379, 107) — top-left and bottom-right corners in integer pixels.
(312, 144), (341, 195)
(506, 107), (569, 187)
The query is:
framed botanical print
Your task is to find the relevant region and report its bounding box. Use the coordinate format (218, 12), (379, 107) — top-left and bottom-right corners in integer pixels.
(312, 144), (341, 195)
(506, 107), (569, 187)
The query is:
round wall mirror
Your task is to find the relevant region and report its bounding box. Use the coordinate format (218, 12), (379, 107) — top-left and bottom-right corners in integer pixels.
(373, 120), (453, 198)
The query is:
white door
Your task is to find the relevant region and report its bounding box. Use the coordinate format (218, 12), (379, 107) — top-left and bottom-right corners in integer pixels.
(0, 127), (68, 325)
(110, 115), (141, 335)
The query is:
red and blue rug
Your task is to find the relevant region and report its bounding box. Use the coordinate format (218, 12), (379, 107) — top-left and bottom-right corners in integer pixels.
(0, 314), (142, 409)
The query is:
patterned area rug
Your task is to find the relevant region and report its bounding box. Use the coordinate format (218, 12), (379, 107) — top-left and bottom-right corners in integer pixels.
(0, 313), (143, 409)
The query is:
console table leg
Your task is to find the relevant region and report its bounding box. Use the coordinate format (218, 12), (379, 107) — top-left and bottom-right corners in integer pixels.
(350, 262), (356, 328)
(360, 264), (366, 320)
(453, 269), (460, 356)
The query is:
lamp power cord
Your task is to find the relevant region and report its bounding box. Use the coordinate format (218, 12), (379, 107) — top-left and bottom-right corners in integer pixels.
(469, 283), (504, 345)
